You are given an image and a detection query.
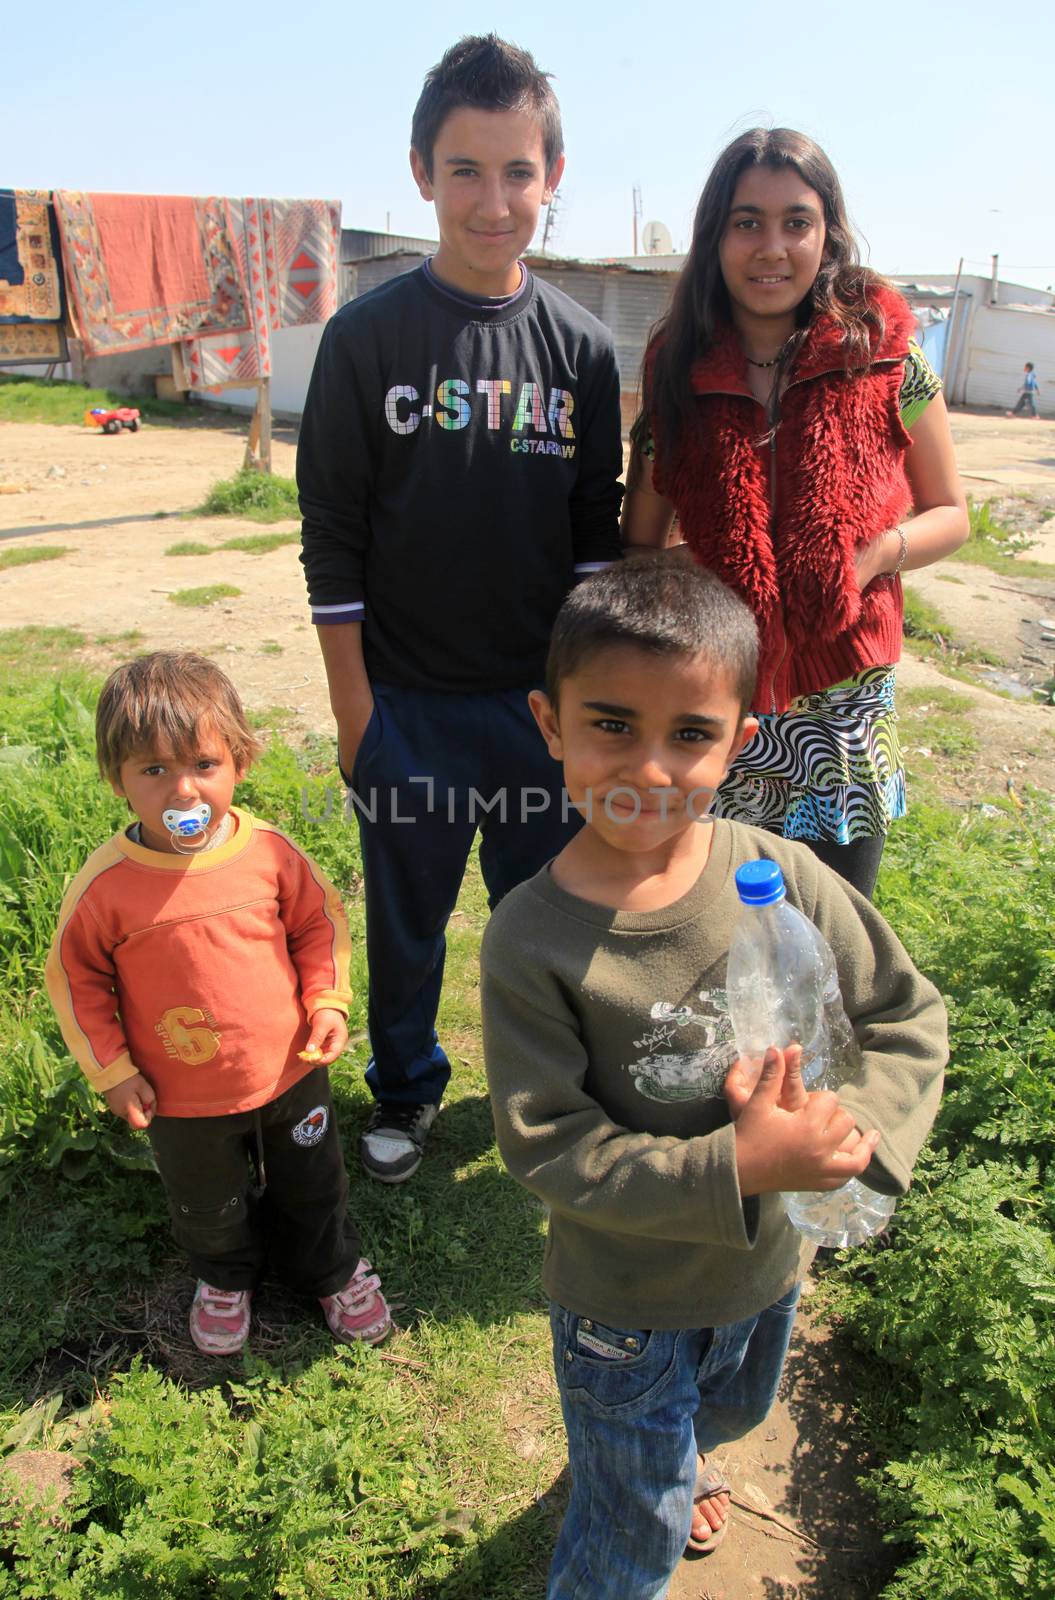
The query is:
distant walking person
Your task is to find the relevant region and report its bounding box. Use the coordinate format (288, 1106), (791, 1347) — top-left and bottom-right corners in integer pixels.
(1007, 361), (1040, 418)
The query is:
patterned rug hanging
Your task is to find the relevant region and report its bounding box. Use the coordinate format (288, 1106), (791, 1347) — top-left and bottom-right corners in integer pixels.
(54, 192), (250, 357)
(177, 198), (340, 390)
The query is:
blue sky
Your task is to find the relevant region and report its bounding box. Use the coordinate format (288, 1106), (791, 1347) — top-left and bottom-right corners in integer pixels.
(9, 0), (1053, 291)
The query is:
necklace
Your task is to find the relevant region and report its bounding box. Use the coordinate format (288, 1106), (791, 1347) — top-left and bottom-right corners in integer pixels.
(744, 334), (793, 370)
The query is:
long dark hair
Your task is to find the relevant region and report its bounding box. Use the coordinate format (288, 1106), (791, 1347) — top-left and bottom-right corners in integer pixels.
(633, 128), (887, 457)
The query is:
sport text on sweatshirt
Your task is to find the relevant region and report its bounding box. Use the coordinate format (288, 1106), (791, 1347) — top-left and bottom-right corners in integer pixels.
(298, 265), (624, 693)
(480, 819), (947, 1330)
(46, 808), (353, 1117)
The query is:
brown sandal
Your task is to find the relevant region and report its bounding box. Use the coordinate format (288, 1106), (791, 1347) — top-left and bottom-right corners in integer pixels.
(686, 1460), (731, 1554)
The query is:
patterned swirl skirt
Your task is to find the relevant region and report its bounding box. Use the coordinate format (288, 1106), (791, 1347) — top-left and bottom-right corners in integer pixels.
(710, 666), (905, 844)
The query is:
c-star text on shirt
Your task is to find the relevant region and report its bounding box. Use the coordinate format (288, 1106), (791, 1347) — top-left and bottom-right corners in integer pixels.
(384, 379), (576, 440)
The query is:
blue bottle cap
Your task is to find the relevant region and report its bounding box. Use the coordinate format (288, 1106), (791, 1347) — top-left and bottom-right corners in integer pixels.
(734, 859), (786, 906)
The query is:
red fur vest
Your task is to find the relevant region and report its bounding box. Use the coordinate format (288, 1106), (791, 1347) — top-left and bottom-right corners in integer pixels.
(651, 286), (916, 712)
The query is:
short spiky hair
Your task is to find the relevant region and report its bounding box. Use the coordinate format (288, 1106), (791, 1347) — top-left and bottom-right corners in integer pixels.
(410, 34), (563, 179)
(96, 651), (262, 786)
(546, 554), (759, 716)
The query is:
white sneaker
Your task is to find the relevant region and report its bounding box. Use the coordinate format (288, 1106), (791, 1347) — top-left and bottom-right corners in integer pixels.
(359, 1102), (439, 1183)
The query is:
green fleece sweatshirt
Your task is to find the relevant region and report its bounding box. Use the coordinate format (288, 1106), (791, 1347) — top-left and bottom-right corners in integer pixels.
(480, 819), (947, 1330)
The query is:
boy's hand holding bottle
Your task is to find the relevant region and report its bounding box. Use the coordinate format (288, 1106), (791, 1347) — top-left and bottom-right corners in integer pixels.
(731, 1045), (880, 1197)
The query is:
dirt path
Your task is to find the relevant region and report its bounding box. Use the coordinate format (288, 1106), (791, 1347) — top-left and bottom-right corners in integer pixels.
(1, 404), (1053, 1599)
(2, 407), (1053, 802)
(668, 1280), (892, 1600)
(0, 416), (336, 735)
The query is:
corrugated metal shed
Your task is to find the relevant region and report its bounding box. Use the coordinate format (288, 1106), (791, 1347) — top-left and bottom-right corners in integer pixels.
(959, 303), (1055, 411)
(894, 273), (1055, 410)
(341, 228), (438, 261)
(347, 251), (430, 301)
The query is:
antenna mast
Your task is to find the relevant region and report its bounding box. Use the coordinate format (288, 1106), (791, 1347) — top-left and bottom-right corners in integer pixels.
(632, 185), (642, 255)
(541, 191), (562, 255)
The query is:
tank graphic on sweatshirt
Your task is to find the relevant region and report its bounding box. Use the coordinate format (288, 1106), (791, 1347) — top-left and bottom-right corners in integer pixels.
(627, 993), (736, 1103)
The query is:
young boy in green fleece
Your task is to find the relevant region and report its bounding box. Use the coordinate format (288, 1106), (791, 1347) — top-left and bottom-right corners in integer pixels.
(479, 555), (946, 1600)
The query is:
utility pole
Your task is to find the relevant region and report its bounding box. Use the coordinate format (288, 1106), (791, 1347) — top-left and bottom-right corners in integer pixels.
(990, 253), (999, 305)
(632, 185), (642, 255)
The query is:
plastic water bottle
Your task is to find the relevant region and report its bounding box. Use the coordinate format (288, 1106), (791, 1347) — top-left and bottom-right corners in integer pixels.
(725, 859), (895, 1248)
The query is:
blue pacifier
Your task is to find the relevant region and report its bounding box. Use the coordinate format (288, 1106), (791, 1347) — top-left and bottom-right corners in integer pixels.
(162, 802), (212, 841)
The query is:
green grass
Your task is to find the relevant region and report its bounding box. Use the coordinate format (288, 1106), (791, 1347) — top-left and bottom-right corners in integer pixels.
(167, 533), (300, 559)
(899, 686), (974, 717)
(902, 588), (949, 644)
(95, 630), (146, 651)
(0, 655), (561, 1598)
(195, 469), (300, 524)
(902, 586), (1003, 672)
(246, 704), (293, 732)
(219, 531), (300, 554)
(164, 541), (212, 557)
(2, 637), (1053, 1598)
(0, 545), (68, 572)
(0, 625), (87, 674)
(0, 374), (189, 427)
(822, 794), (1055, 1598)
(947, 497), (1055, 581)
(260, 640), (283, 656)
(167, 584), (243, 608)
(899, 688), (979, 767)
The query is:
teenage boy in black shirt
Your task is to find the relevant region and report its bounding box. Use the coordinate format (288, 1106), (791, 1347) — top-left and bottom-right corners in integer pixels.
(299, 34), (623, 1182)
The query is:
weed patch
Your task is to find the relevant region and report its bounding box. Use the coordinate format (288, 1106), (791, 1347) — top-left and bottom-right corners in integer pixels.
(0, 545), (68, 572)
(167, 584), (242, 608)
(220, 531), (299, 554)
(194, 469), (300, 523)
(167, 532), (298, 558)
(822, 795), (1055, 1597)
(164, 540), (212, 557)
(0, 653), (560, 1597)
(2, 642), (1052, 1598)
(902, 586), (1003, 671)
(94, 631), (145, 650)
(948, 497), (1055, 580)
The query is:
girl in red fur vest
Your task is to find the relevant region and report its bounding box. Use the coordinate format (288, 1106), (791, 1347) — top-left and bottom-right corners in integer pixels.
(623, 129), (967, 902)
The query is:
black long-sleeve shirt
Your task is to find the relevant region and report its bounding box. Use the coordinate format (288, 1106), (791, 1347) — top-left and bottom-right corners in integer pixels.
(298, 265), (624, 692)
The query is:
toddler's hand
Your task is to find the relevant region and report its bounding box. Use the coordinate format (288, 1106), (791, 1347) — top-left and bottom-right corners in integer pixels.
(298, 1008), (348, 1067)
(104, 1072), (156, 1129)
(724, 1042), (806, 1120)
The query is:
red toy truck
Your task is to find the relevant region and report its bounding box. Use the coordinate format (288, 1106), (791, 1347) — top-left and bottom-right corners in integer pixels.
(84, 406), (141, 434)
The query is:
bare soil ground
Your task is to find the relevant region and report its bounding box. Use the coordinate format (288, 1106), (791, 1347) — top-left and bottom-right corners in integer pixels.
(1, 407), (1053, 803)
(1, 403), (1053, 1599)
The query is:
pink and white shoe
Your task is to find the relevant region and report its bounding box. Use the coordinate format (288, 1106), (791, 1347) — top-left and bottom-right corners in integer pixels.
(320, 1258), (392, 1345)
(189, 1282), (252, 1355)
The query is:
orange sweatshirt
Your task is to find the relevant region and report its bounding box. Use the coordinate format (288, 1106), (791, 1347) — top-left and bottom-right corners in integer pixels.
(45, 807), (353, 1116)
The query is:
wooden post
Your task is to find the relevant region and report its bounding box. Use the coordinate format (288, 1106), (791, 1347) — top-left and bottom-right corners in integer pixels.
(259, 377), (272, 473)
(242, 379), (273, 473)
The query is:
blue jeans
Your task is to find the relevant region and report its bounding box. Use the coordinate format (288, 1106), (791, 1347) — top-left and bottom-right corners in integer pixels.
(547, 1285), (801, 1600)
(349, 682), (578, 1108)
